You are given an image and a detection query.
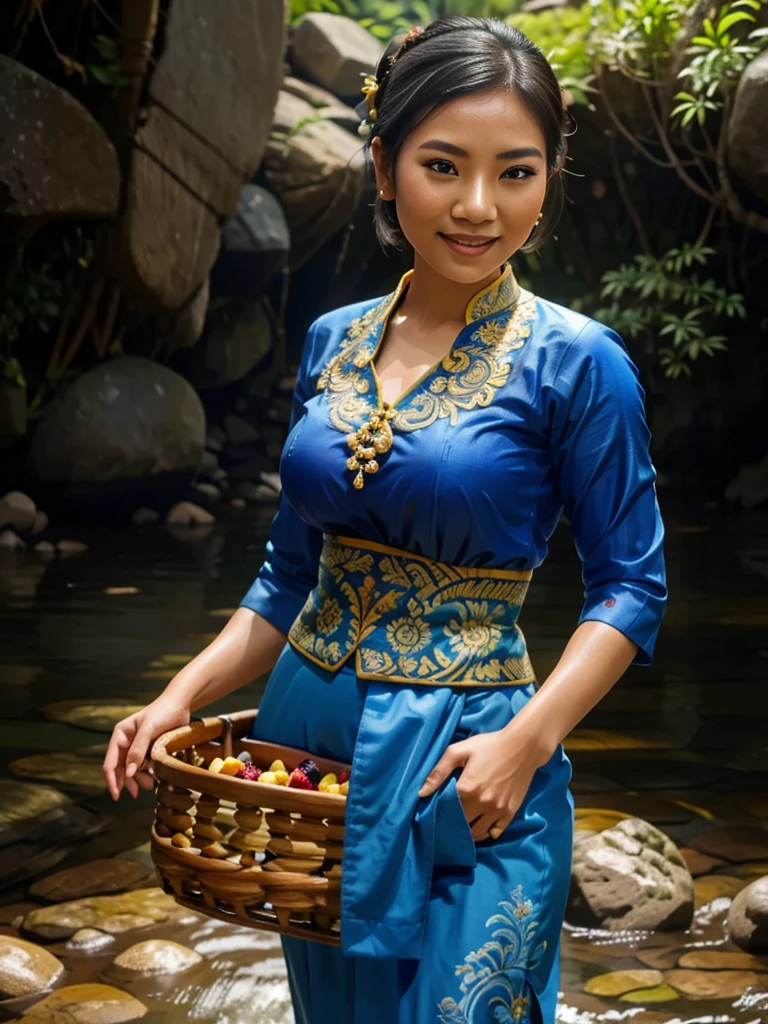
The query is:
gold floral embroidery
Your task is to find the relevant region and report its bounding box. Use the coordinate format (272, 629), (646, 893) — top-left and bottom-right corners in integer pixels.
(288, 534), (536, 687)
(437, 885), (546, 1024)
(316, 264), (538, 486)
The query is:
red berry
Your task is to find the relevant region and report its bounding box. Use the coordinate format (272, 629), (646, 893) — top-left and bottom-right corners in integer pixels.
(338, 771), (350, 784)
(288, 768), (315, 790)
(237, 764), (262, 781)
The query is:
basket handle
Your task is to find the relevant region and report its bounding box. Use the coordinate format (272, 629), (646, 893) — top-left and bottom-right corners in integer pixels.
(218, 714), (234, 759)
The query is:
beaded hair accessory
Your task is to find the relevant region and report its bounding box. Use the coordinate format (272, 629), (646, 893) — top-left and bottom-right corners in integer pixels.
(357, 26), (423, 137)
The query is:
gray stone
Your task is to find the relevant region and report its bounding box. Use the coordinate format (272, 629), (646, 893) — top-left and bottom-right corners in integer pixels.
(29, 859), (151, 902)
(33, 540), (56, 557)
(263, 91), (366, 267)
(0, 936), (64, 998)
(211, 185), (290, 297)
(187, 482), (220, 507)
(26, 356), (205, 514)
(159, 277), (210, 355)
(282, 76), (361, 131)
(234, 482), (279, 505)
(728, 53), (768, 204)
(131, 507), (159, 526)
(165, 501), (214, 527)
(224, 414), (259, 445)
(206, 426), (227, 452)
(0, 491), (37, 532)
(200, 450), (219, 476)
(728, 876), (768, 952)
(230, 497), (247, 510)
(30, 510), (49, 536)
(0, 528), (25, 550)
(0, 56), (119, 222)
(291, 13), (383, 98)
(567, 817), (694, 931)
(260, 471), (281, 494)
(57, 539), (88, 555)
(177, 299), (274, 389)
(111, 939), (202, 975)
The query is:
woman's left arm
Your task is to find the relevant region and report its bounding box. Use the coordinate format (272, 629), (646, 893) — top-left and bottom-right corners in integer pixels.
(419, 322), (668, 839)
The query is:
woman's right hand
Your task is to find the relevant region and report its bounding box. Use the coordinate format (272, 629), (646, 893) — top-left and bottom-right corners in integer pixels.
(102, 697), (191, 801)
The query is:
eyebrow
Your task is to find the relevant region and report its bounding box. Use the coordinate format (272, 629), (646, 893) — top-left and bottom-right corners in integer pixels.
(416, 139), (544, 160)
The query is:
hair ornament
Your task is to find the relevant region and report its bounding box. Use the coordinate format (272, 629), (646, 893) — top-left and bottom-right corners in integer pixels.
(357, 26), (424, 137)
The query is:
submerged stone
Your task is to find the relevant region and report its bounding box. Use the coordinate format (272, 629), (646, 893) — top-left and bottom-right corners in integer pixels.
(22, 887), (180, 940)
(19, 983), (147, 1023)
(0, 936), (64, 998)
(111, 939), (202, 975)
(584, 969), (663, 996)
(29, 859), (151, 901)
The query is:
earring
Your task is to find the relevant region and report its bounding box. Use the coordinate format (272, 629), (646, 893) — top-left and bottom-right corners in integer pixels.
(535, 212), (543, 226)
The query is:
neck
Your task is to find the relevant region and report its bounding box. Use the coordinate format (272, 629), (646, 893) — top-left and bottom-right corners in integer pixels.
(398, 251), (506, 327)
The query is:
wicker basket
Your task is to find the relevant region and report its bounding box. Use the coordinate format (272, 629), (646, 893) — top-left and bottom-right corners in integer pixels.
(149, 710), (349, 946)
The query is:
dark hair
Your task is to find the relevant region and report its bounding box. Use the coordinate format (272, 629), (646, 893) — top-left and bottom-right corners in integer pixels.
(363, 16), (572, 253)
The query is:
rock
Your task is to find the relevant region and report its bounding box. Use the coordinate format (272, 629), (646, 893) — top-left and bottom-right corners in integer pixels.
(584, 969), (663, 996)
(65, 929), (116, 953)
(206, 426), (227, 452)
(22, 887), (181, 941)
(664, 967), (768, 998)
(29, 859), (151, 902)
(175, 298), (274, 389)
(9, 745), (107, 795)
(263, 91), (366, 267)
(230, 497), (246, 510)
(728, 876), (768, 952)
(111, 1), (285, 311)
(567, 817), (694, 931)
(0, 529), (25, 550)
(0, 491), (36, 532)
(291, 13), (383, 98)
(131, 508), (159, 526)
(30, 511), (49, 536)
(260, 471), (281, 494)
(111, 939), (202, 975)
(210, 185), (290, 297)
(200, 450), (219, 476)
(691, 826), (768, 863)
(0, 56), (119, 223)
(619, 984), (679, 1003)
(282, 76), (361, 132)
(224, 414), (259, 445)
(165, 502), (214, 527)
(158, 278), (210, 356)
(229, 456), (271, 483)
(19, 983), (147, 1023)
(233, 482), (278, 505)
(693, 873), (745, 907)
(57, 540), (88, 555)
(679, 847), (726, 876)
(0, 936), (64, 998)
(187, 482), (220, 508)
(725, 451), (768, 509)
(678, 949), (768, 970)
(33, 541), (56, 557)
(728, 52), (768, 205)
(26, 356), (206, 516)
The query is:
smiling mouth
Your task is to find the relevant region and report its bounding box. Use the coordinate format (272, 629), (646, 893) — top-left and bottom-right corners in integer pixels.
(440, 234), (498, 247)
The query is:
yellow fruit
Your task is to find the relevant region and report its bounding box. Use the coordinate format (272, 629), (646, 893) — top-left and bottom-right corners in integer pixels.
(208, 757), (225, 774)
(339, 781), (349, 796)
(273, 771), (290, 786)
(269, 759), (286, 773)
(326, 783), (341, 795)
(260, 771), (277, 785)
(318, 773), (338, 792)
(220, 757), (243, 776)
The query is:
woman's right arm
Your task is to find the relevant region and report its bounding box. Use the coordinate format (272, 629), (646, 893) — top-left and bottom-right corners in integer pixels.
(102, 608), (287, 800)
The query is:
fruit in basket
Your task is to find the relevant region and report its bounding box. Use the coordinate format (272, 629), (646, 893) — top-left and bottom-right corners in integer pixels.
(237, 763), (262, 781)
(318, 773), (338, 792)
(326, 783), (341, 795)
(298, 758), (322, 785)
(208, 757), (225, 773)
(273, 770), (290, 785)
(220, 757), (244, 776)
(259, 771), (277, 784)
(269, 759), (287, 773)
(339, 770), (350, 784)
(237, 751), (252, 763)
(339, 781), (349, 796)
(287, 767), (315, 790)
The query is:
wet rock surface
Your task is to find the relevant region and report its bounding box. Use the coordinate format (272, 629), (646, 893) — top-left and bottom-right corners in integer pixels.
(0, 936), (63, 998)
(111, 939), (203, 975)
(567, 817), (694, 931)
(22, 888), (183, 941)
(728, 875), (768, 952)
(29, 860), (151, 902)
(10, 747), (108, 796)
(20, 983), (147, 1024)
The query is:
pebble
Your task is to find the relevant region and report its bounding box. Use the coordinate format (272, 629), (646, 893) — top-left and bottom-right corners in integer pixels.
(166, 501), (214, 527)
(57, 539), (88, 555)
(111, 939), (202, 975)
(0, 490), (36, 532)
(131, 507), (159, 526)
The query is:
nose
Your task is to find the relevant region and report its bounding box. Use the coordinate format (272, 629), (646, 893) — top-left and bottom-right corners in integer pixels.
(452, 174), (498, 224)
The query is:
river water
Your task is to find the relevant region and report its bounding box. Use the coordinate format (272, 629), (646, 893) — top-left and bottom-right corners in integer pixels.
(1, 492), (767, 1022)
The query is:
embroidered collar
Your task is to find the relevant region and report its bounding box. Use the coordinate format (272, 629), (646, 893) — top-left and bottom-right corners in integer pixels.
(316, 263), (537, 489)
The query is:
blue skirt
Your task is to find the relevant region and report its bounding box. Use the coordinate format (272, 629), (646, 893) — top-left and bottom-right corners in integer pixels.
(250, 643), (574, 1024)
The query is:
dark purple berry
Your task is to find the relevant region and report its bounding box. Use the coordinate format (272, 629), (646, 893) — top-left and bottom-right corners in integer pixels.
(298, 758), (322, 784)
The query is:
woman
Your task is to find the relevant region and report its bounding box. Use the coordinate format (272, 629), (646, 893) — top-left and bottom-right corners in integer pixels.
(103, 16), (667, 1024)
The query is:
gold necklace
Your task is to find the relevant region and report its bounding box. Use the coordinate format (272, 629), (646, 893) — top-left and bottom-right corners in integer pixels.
(345, 405), (396, 490)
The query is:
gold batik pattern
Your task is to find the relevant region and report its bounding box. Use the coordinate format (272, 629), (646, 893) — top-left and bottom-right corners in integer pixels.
(287, 534), (536, 688)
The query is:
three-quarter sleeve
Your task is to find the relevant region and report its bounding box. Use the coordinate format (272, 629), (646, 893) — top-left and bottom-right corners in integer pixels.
(550, 321), (667, 665)
(238, 320), (325, 634)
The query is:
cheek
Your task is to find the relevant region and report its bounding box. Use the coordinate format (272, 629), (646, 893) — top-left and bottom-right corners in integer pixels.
(393, 165), (441, 227)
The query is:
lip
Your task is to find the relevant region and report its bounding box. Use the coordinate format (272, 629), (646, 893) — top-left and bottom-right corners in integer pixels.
(439, 233), (498, 257)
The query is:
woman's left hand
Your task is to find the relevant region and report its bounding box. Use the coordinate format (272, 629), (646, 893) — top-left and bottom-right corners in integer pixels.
(417, 727), (550, 841)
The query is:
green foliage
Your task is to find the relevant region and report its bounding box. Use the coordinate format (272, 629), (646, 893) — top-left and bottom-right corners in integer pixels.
(85, 34), (128, 91)
(596, 244), (745, 378)
(290, 0), (438, 34)
(1, 357), (27, 389)
(506, 5), (594, 105)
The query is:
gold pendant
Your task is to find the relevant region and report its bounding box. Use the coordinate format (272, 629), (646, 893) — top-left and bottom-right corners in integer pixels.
(345, 406), (394, 489)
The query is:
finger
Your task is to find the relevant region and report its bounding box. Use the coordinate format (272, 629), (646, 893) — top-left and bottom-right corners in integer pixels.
(124, 774), (140, 799)
(418, 743), (467, 798)
(488, 814), (514, 841)
(102, 726), (133, 801)
(471, 811), (501, 842)
(125, 729), (152, 781)
(134, 768), (156, 792)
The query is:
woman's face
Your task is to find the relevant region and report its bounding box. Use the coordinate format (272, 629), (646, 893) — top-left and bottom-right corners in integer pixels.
(372, 87), (550, 286)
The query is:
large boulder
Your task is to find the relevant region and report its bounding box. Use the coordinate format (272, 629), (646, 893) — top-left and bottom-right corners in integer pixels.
(0, 936), (64, 999)
(263, 91), (366, 267)
(728, 876), (768, 952)
(728, 53), (768, 205)
(282, 76), (361, 133)
(26, 356), (205, 515)
(567, 817), (694, 931)
(291, 13), (383, 99)
(210, 185), (290, 298)
(0, 56), (119, 223)
(174, 298), (274, 390)
(111, 0), (286, 310)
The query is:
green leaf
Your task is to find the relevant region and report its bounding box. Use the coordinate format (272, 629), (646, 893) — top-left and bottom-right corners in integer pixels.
(718, 11), (755, 35)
